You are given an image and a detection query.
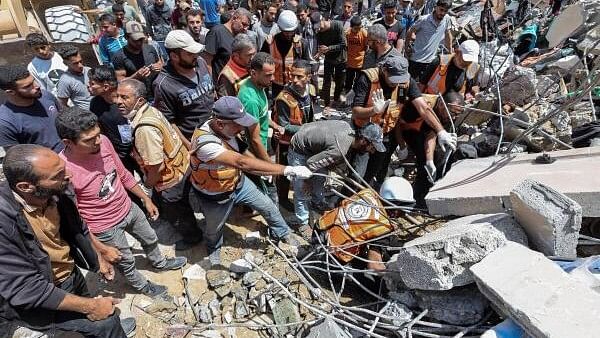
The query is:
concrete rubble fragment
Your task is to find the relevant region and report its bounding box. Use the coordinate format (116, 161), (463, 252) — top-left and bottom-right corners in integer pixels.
(382, 301), (413, 326)
(305, 318), (352, 338)
(471, 242), (600, 338)
(510, 179), (582, 258)
(385, 213), (527, 291)
(229, 258), (253, 274)
(270, 298), (301, 336)
(206, 270), (231, 289)
(413, 285), (489, 325)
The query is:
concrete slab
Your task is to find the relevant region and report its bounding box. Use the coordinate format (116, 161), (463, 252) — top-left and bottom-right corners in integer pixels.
(385, 213), (528, 291)
(471, 242), (600, 338)
(510, 179), (582, 258)
(425, 146), (600, 217)
(546, 2), (586, 48)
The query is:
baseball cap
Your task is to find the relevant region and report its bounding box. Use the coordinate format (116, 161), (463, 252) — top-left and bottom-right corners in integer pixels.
(459, 40), (479, 63)
(165, 30), (205, 54)
(212, 96), (257, 127)
(382, 56), (410, 84)
(125, 21), (145, 40)
(360, 123), (386, 153)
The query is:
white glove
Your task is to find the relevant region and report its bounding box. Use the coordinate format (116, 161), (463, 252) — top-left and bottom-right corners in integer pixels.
(283, 166), (313, 179)
(437, 130), (457, 152)
(372, 88), (390, 114)
(425, 160), (436, 183)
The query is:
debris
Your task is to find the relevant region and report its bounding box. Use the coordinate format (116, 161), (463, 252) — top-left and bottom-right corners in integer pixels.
(305, 318), (352, 338)
(245, 231), (261, 244)
(198, 304), (212, 323)
(270, 298), (301, 336)
(510, 179), (582, 258)
(229, 258), (253, 274)
(183, 264), (207, 280)
(214, 284), (232, 298)
(234, 300), (249, 319)
(208, 299), (221, 318)
(206, 270), (231, 289)
(499, 66), (537, 107)
(194, 330), (223, 338)
(546, 1), (589, 48)
(426, 147), (600, 217)
(471, 242), (600, 338)
(385, 213), (527, 291)
(242, 271), (262, 287)
(143, 298), (178, 314)
(382, 302), (413, 326)
(413, 285), (490, 325)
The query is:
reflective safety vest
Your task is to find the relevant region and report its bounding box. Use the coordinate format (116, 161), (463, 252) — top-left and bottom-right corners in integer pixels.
(352, 68), (402, 134)
(425, 54), (479, 95)
(396, 93), (438, 132)
(272, 85), (316, 144)
(189, 128), (242, 199)
(132, 105), (190, 192)
(317, 189), (394, 263)
(269, 34), (303, 86)
(218, 62), (248, 96)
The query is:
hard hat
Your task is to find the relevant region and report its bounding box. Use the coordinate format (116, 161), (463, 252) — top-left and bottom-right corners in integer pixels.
(277, 10), (298, 32)
(379, 176), (415, 203)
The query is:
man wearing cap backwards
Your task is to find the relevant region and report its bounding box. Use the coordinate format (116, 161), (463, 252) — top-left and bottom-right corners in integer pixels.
(288, 120), (386, 227)
(261, 9), (311, 98)
(117, 78), (202, 251)
(424, 40), (480, 97)
(204, 8), (253, 81)
(216, 34), (256, 98)
(154, 30), (215, 148)
(405, 0), (453, 86)
(352, 55), (457, 204)
(112, 20), (163, 102)
(188, 96), (312, 265)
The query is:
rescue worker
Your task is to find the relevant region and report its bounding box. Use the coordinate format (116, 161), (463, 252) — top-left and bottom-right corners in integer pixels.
(424, 40), (480, 97)
(261, 9), (311, 98)
(272, 59), (316, 210)
(352, 55), (457, 203)
(216, 33), (257, 98)
(188, 96), (313, 265)
(116, 78), (202, 251)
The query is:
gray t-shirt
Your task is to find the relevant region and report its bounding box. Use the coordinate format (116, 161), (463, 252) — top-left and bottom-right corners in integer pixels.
(56, 67), (92, 110)
(252, 21), (279, 50)
(290, 120), (356, 172)
(410, 14), (451, 63)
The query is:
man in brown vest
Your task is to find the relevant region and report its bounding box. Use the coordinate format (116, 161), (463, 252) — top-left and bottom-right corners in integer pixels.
(216, 34), (256, 98)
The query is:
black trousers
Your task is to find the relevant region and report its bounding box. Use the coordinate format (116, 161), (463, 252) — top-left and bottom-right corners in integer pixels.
(158, 171), (202, 242)
(15, 267), (126, 338)
(363, 131), (398, 191)
(402, 127), (433, 207)
(275, 143), (290, 203)
(408, 60), (438, 85)
(345, 67), (361, 93)
(321, 61), (346, 106)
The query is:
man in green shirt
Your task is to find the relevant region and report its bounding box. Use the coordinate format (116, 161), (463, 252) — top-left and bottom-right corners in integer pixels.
(237, 52), (282, 204)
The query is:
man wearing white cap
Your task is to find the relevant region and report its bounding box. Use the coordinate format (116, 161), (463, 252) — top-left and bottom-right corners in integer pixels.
(424, 39), (479, 96)
(188, 96), (312, 265)
(154, 30), (214, 149)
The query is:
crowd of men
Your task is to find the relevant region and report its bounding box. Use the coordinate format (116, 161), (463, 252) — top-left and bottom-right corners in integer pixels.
(0, 0), (482, 336)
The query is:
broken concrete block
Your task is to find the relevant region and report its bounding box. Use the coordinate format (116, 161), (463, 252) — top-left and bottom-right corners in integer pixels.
(471, 242), (600, 338)
(500, 66), (537, 107)
(510, 179), (582, 258)
(385, 213), (527, 291)
(271, 298), (301, 336)
(414, 285), (489, 326)
(382, 302), (413, 326)
(426, 146), (600, 217)
(198, 304), (212, 323)
(546, 1), (587, 48)
(229, 258), (253, 274)
(206, 270), (231, 289)
(242, 271), (261, 287)
(305, 318), (352, 338)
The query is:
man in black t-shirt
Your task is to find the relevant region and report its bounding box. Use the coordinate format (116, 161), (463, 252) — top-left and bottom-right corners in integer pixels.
(381, 0), (405, 51)
(352, 56), (456, 206)
(112, 21), (162, 102)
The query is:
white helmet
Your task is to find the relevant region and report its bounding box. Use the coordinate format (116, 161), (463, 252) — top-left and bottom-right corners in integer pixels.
(277, 10), (298, 32)
(379, 176), (415, 203)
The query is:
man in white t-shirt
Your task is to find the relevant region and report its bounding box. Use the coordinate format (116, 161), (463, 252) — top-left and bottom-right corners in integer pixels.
(25, 33), (68, 97)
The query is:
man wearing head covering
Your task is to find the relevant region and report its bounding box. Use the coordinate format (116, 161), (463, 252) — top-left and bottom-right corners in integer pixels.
(424, 39), (480, 96)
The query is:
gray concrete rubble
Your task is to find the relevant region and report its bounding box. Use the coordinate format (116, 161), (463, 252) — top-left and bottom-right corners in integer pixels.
(499, 66), (538, 107)
(510, 179), (582, 258)
(413, 285), (490, 326)
(385, 213), (527, 291)
(426, 146), (600, 217)
(471, 242), (600, 338)
(546, 0), (600, 49)
(305, 318), (352, 338)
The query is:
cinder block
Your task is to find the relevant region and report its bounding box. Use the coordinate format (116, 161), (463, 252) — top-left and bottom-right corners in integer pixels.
(510, 179), (582, 258)
(471, 242), (600, 338)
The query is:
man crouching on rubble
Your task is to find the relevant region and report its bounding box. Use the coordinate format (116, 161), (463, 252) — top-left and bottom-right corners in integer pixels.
(188, 96), (313, 266)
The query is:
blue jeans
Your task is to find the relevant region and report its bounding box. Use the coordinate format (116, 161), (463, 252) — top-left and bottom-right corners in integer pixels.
(287, 150), (326, 225)
(189, 176), (290, 257)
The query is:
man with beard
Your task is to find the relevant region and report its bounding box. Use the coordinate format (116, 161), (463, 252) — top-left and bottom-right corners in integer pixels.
(25, 33), (67, 97)
(112, 21), (163, 102)
(188, 96), (311, 265)
(406, 0), (453, 85)
(117, 78), (202, 251)
(185, 9), (210, 44)
(0, 65), (63, 152)
(0, 144), (135, 338)
(216, 34), (256, 98)
(272, 59), (315, 210)
(57, 107), (187, 298)
(204, 8), (252, 81)
(56, 45), (92, 110)
(154, 30), (214, 146)
(333, 0), (354, 30)
(362, 24), (403, 69)
(252, 3), (279, 50)
(288, 121), (385, 227)
(146, 0), (173, 59)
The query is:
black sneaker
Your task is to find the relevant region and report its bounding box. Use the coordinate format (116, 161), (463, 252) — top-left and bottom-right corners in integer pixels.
(155, 256), (187, 271)
(140, 281), (168, 298)
(120, 317), (136, 338)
